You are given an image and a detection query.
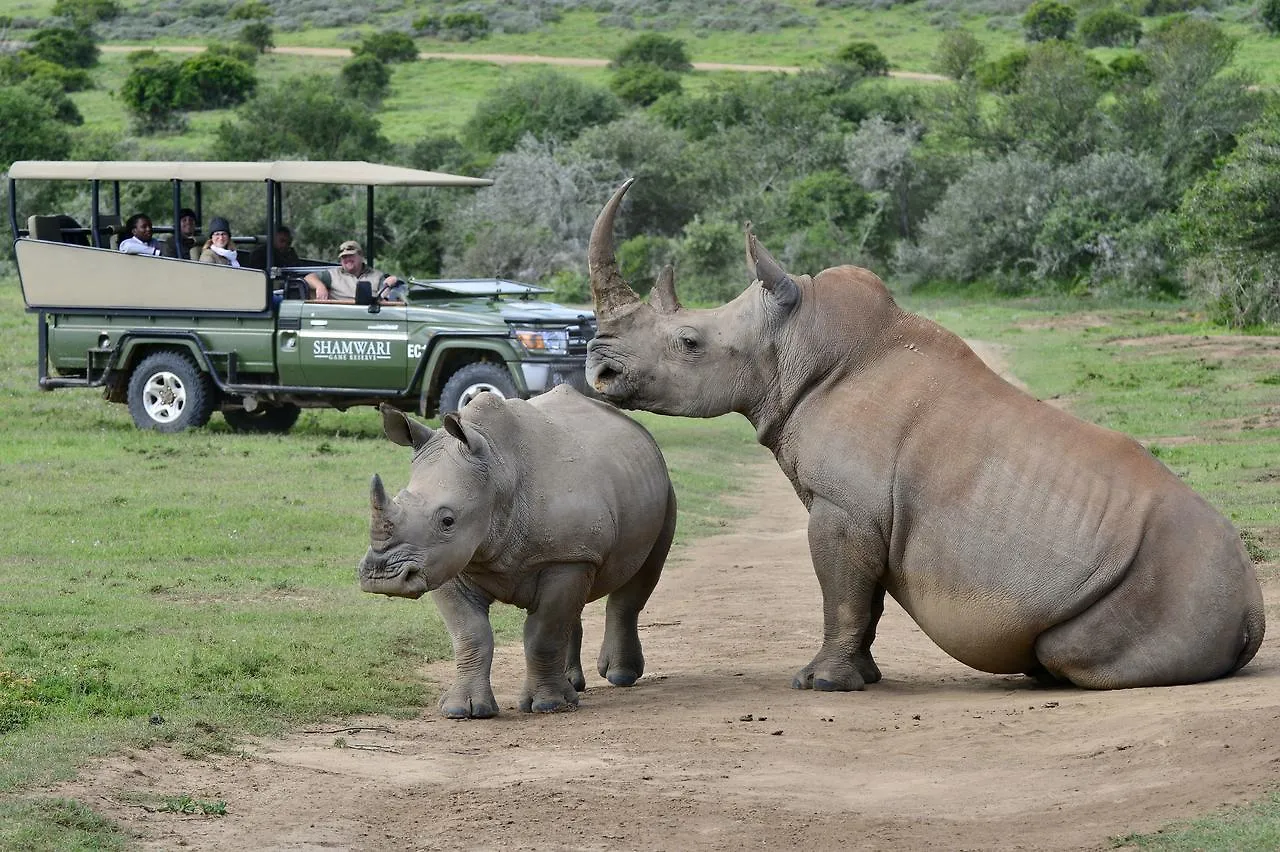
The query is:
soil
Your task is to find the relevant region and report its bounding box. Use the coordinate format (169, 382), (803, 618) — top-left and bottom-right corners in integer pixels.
(49, 343), (1280, 851)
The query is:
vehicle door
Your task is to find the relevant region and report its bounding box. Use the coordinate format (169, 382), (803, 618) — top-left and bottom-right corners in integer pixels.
(286, 301), (410, 389)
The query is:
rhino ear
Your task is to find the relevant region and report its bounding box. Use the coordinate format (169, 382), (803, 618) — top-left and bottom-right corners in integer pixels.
(648, 264), (681, 314)
(746, 229), (800, 311)
(442, 413), (489, 459)
(380, 403), (433, 450)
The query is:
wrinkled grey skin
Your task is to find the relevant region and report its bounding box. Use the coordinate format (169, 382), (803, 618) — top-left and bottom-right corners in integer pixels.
(585, 178), (1265, 691)
(358, 385), (676, 718)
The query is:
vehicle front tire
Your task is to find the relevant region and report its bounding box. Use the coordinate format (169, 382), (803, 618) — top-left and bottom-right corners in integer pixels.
(438, 362), (518, 415)
(127, 351), (215, 432)
(223, 403), (302, 434)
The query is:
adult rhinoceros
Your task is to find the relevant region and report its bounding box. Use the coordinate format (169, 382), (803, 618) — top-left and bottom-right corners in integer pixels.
(358, 387), (677, 717)
(584, 178), (1264, 691)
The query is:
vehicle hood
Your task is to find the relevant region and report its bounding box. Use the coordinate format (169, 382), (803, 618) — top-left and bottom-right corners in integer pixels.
(403, 298), (593, 330)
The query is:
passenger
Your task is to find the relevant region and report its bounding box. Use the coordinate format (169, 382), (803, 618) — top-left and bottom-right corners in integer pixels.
(198, 217), (240, 267)
(118, 214), (164, 256)
(177, 207), (200, 259)
(247, 225), (301, 270)
(303, 240), (402, 301)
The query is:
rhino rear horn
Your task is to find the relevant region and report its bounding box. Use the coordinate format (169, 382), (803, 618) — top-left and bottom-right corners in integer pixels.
(370, 473), (389, 513)
(649, 264), (681, 314)
(588, 179), (643, 318)
(746, 228), (800, 310)
(380, 402), (433, 450)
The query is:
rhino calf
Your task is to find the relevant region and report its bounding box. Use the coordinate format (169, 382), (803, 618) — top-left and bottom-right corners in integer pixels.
(358, 386), (676, 718)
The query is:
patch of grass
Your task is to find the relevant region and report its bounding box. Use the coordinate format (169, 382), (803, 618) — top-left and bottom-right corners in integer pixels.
(1112, 791), (1280, 850)
(0, 797), (126, 852)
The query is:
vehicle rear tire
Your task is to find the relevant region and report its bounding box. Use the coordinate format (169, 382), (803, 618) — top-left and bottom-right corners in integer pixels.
(127, 351), (215, 432)
(438, 362), (518, 415)
(223, 403), (301, 434)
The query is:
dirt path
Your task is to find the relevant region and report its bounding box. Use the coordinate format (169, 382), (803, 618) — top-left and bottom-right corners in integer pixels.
(50, 344), (1279, 851)
(97, 44), (949, 81)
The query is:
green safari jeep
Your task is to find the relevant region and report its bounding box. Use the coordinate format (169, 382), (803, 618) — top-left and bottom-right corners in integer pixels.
(8, 160), (596, 433)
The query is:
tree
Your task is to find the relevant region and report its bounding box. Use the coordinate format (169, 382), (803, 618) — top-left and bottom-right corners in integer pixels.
(611, 33), (693, 72)
(0, 53), (92, 91)
(440, 12), (489, 41)
(975, 49), (1029, 93)
(353, 30), (418, 64)
(20, 74), (83, 125)
(27, 26), (98, 69)
(176, 52), (257, 109)
(1022, 0), (1076, 42)
(240, 21), (274, 54)
(228, 0), (270, 20)
(213, 75), (389, 160)
(340, 54), (391, 106)
(1079, 9), (1142, 48)
(0, 86), (72, 170)
(844, 116), (922, 240)
(463, 68), (622, 154)
(610, 63), (682, 107)
(50, 0), (120, 23)
(994, 42), (1108, 163)
(833, 40), (890, 76)
(934, 30), (986, 81)
(1262, 0), (1280, 35)
(119, 55), (185, 132)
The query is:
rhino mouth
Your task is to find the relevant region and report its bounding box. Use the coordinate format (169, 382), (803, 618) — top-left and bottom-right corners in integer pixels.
(358, 553), (431, 599)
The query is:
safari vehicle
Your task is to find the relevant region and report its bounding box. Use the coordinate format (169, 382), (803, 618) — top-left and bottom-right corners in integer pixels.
(8, 160), (597, 433)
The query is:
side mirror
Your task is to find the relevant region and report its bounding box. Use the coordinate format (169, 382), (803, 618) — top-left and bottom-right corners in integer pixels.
(355, 280), (374, 305)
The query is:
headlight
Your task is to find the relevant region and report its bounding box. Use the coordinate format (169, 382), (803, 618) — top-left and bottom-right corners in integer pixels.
(512, 328), (569, 355)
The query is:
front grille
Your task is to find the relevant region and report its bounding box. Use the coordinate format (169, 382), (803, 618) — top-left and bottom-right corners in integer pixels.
(566, 320), (596, 356)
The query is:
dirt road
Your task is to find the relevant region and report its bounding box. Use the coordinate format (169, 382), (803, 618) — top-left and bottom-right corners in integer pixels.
(97, 44), (949, 81)
(50, 342), (1279, 851)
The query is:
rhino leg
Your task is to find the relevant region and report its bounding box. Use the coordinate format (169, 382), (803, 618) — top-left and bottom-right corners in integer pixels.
(519, 564), (593, 713)
(431, 579), (500, 719)
(566, 619), (586, 692)
(793, 499), (885, 692)
(598, 484), (675, 687)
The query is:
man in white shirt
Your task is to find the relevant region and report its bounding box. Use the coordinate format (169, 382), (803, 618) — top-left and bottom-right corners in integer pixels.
(118, 214), (164, 256)
(303, 240), (402, 301)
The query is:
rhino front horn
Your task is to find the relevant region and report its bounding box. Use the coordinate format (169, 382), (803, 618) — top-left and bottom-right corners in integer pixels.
(588, 178), (643, 318)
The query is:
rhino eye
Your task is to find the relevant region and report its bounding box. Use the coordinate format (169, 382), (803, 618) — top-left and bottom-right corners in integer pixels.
(441, 515), (455, 529)
(677, 332), (700, 353)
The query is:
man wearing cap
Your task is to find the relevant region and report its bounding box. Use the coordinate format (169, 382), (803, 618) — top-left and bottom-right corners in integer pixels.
(177, 207), (200, 260)
(303, 240), (402, 301)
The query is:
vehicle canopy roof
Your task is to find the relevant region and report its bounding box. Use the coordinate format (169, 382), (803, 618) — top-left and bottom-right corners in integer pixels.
(8, 160), (493, 187)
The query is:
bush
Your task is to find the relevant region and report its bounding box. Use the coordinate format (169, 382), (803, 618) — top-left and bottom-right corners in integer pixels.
(610, 63), (683, 106)
(26, 26), (98, 69)
(994, 41), (1108, 163)
(441, 11), (489, 41)
(1109, 52), (1153, 85)
(240, 21), (273, 53)
(175, 52), (256, 109)
(1080, 8), (1142, 47)
(1139, 0), (1199, 15)
(50, 0), (120, 23)
(833, 40), (890, 76)
(119, 55), (185, 132)
(611, 33), (693, 72)
(213, 75), (389, 160)
(0, 86), (72, 169)
(1262, 0), (1280, 35)
(463, 68), (622, 153)
(206, 41), (260, 66)
(975, 49), (1029, 92)
(228, 0), (270, 20)
(19, 74), (83, 125)
(934, 30), (986, 80)
(675, 215), (744, 304)
(353, 30), (418, 64)
(616, 235), (677, 297)
(0, 54), (92, 91)
(340, 54), (390, 106)
(1022, 0), (1076, 41)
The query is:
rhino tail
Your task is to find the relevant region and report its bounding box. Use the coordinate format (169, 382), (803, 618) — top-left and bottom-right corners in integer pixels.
(1231, 601), (1266, 674)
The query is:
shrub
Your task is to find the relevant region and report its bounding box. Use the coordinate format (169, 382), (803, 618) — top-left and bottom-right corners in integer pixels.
(1139, 0), (1199, 15)
(1022, 0), (1076, 41)
(611, 33), (693, 72)
(228, 0), (270, 20)
(994, 41), (1108, 162)
(27, 26), (98, 69)
(119, 55), (185, 132)
(1109, 52), (1153, 85)
(934, 29), (986, 80)
(0, 86), (72, 170)
(975, 49), (1029, 92)
(1262, 0), (1280, 35)
(20, 74), (84, 125)
(675, 215), (744, 304)
(340, 54), (391, 106)
(240, 21), (274, 53)
(833, 40), (890, 76)
(206, 40), (260, 66)
(0, 54), (92, 91)
(610, 63), (683, 106)
(463, 68), (622, 154)
(213, 75), (389, 160)
(441, 11), (489, 41)
(50, 0), (120, 23)
(353, 30), (418, 64)
(175, 52), (256, 109)
(1080, 8), (1142, 47)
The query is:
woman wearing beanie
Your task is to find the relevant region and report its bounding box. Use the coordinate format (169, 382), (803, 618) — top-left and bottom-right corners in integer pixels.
(199, 217), (239, 267)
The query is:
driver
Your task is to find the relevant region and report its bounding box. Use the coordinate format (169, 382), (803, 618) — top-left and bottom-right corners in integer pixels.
(303, 240), (403, 301)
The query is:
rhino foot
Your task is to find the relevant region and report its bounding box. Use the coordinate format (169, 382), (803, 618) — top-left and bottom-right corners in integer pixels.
(566, 663), (587, 692)
(597, 644), (644, 687)
(604, 667), (640, 687)
(519, 679), (580, 714)
(439, 683), (499, 720)
(792, 654), (878, 692)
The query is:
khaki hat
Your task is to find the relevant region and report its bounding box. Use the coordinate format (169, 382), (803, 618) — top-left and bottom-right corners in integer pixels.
(338, 240), (362, 257)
